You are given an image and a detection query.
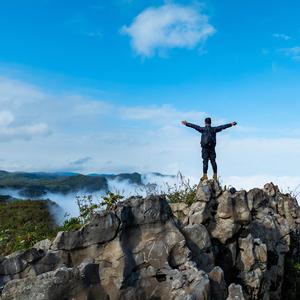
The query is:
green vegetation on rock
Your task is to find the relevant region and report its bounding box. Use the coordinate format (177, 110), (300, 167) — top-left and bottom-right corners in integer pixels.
(0, 200), (58, 256)
(165, 173), (197, 206)
(0, 191), (126, 256)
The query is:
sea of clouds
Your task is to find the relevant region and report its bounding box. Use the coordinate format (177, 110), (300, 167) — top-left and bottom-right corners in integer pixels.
(1, 173), (299, 225)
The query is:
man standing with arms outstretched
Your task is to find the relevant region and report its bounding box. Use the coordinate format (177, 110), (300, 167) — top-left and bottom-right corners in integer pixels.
(181, 118), (237, 181)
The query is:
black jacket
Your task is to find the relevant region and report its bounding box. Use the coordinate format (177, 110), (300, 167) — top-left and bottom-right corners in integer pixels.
(186, 122), (232, 148)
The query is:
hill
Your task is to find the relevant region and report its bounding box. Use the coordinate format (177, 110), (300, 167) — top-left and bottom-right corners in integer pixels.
(0, 171), (155, 198)
(0, 199), (59, 256)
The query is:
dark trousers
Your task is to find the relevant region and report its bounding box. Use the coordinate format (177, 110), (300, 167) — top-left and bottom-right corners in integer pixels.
(202, 146), (217, 174)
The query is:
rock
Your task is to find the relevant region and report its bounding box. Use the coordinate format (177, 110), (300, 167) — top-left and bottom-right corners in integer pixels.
(0, 185), (299, 300)
(253, 239), (267, 264)
(277, 195), (300, 225)
(183, 224), (214, 271)
(195, 179), (222, 202)
(217, 192), (234, 219)
(170, 202), (189, 225)
(209, 266), (227, 299)
(211, 219), (240, 244)
(183, 224), (211, 251)
(233, 191), (251, 223)
(237, 234), (256, 272)
(33, 239), (52, 251)
(51, 211), (120, 251)
(210, 190), (250, 244)
(227, 241), (237, 267)
(31, 250), (69, 276)
(236, 234), (267, 298)
(1, 267), (83, 300)
(247, 188), (266, 212)
(0, 248), (45, 276)
(195, 180), (213, 202)
(188, 201), (211, 225)
(168, 240), (190, 268)
(226, 283), (245, 300)
(263, 182), (278, 197)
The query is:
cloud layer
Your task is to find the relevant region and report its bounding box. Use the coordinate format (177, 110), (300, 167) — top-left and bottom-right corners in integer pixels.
(121, 4), (215, 57)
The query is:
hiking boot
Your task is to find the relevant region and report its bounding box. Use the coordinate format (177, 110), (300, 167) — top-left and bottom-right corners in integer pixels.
(213, 173), (218, 181)
(201, 174), (208, 181)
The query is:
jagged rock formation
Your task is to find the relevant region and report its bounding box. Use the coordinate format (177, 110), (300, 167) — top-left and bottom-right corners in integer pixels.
(0, 181), (299, 300)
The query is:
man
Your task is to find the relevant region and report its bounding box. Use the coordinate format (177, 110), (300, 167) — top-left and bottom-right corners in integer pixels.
(181, 117), (237, 181)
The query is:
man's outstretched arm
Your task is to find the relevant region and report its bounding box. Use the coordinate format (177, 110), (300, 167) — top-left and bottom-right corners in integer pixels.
(181, 120), (204, 133)
(215, 122), (237, 132)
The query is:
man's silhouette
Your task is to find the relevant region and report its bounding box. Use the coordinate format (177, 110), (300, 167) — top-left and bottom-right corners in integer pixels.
(181, 117), (237, 181)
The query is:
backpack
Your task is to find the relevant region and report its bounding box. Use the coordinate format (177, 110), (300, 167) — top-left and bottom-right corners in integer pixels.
(202, 127), (215, 147)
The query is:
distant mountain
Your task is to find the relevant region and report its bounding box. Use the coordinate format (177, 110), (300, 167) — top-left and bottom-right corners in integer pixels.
(0, 170), (173, 198)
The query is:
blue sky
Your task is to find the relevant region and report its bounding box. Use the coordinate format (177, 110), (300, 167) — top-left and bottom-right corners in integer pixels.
(0, 0), (300, 190)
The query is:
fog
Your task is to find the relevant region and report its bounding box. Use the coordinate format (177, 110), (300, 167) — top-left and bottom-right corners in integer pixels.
(0, 173), (184, 225)
(1, 173), (299, 226)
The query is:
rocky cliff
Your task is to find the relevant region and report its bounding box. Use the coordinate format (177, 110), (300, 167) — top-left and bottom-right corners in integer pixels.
(0, 180), (299, 300)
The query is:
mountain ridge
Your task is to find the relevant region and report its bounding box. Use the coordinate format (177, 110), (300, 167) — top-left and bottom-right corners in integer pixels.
(0, 170), (175, 198)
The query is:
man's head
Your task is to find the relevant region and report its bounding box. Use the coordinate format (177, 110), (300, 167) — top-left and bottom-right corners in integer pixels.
(205, 117), (212, 126)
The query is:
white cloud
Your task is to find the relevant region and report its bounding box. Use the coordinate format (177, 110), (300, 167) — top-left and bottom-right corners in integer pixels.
(0, 110), (14, 127)
(273, 33), (291, 41)
(0, 109), (50, 141)
(119, 104), (207, 124)
(121, 4), (215, 57)
(279, 46), (300, 61)
(21, 123), (50, 136)
(71, 98), (112, 115)
(0, 76), (45, 106)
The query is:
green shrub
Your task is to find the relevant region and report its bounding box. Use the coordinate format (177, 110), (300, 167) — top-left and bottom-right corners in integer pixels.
(165, 172), (197, 206)
(101, 191), (124, 210)
(59, 217), (82, 232)
(75, 192), (123, 224)
(294, 262), (300, 271)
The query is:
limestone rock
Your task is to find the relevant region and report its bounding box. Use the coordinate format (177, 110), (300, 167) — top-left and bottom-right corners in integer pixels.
(33, 239), (52, 252)
(1, 267), (83, 300)
(183, 224), (214, 271)
(195, 179), (222, 202)
(209, 266), (227, 300)
(263, 182), (278, 197)
(210, 217), (240, 244)
(170, 202), (189, 225)
(236, 234), (267, 298)
(183, 224), (211, 251)
(51, 211), (120, 250)
(188, 201), (211, 225)
(226, 283), (245, 300)
(0, 184), (299, 300)
(209, 190), (250, 244)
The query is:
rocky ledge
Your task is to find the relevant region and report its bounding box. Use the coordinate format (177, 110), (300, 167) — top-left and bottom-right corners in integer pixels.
(0, 181), (299, 300)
